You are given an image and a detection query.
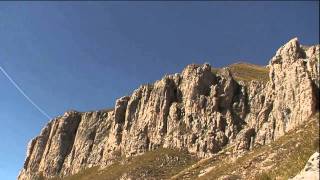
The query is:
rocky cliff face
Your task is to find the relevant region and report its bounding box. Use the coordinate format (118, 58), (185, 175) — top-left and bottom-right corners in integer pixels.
(18, 38), (319, 180)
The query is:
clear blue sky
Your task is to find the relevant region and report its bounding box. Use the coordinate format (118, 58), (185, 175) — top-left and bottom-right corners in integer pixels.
(0, 1), (319, 179)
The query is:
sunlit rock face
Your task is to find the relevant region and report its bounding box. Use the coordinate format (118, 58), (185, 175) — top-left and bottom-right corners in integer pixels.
(18, 38), (319, 180)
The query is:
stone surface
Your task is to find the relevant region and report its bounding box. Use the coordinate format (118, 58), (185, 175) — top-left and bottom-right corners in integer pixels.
(18, 38), (319, 180)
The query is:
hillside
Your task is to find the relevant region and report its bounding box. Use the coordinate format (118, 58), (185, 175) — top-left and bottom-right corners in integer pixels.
(49, 148), (197, 180)
(212, 62), (269, 83)
(18, 38), (319, 180)
(173, 113), (319, 180)
(47, 113), (318, 180)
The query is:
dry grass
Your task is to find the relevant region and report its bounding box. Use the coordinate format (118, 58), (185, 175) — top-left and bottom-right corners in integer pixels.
(51, 148), (197, 180)
(212, 62), (269, 83)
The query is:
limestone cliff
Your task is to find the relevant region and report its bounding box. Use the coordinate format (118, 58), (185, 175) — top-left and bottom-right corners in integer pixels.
(18, 38), (319, 180)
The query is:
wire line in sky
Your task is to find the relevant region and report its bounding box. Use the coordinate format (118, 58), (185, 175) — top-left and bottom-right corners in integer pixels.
(0, 65), (52, 120)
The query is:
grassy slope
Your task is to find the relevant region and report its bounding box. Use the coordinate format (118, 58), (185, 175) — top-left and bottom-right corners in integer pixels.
(52, 148), (197, 180)
(212, 62), (269, 83)
(171, 113), (319, 180)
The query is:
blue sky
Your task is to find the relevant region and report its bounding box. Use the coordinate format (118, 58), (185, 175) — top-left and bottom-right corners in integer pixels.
(0, 1), (319, 179)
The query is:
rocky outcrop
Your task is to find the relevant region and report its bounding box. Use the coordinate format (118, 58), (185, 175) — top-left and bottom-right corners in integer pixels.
(289, 152), (320, 180)
(235, 38), (319, 153)
(18, 38), (319, 180)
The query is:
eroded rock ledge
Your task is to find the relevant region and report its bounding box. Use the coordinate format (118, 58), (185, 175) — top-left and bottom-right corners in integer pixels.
(18, 38), (319, 180)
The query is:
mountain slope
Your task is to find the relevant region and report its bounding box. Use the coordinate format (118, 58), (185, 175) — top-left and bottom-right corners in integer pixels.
(18, 38), (320, 180)
(46, 113), (318, 180)
(49, 148), (197, 180)
(171, 113), (319, 180)
(212, 62), (269, 83)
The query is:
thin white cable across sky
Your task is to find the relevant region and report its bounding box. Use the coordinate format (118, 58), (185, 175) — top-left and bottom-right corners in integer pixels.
(0, 66), (52, 120)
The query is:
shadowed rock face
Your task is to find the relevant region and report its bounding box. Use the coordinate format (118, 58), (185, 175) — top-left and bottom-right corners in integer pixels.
(18, 38), (320, 180)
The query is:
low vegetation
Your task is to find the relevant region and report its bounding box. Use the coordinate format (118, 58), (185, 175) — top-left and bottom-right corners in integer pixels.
(51, 148), (197, 180)
(212, 62), (269, 83)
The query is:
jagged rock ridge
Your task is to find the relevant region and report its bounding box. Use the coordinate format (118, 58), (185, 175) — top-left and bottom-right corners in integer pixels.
(18, 38), (319, 180)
